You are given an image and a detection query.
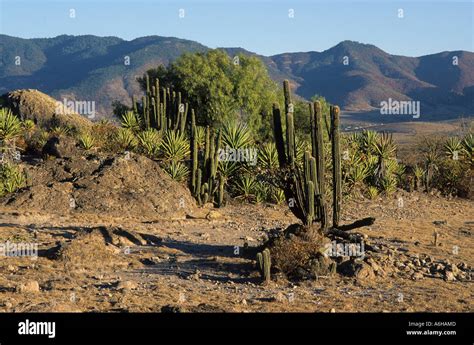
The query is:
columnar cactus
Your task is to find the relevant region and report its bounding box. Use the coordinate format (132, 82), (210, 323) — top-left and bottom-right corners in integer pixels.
(272, 80), (342, 231)
(331, 105), (341, 228)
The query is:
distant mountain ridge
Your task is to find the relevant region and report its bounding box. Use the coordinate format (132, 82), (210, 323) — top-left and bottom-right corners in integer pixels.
(1, 34), (473, 119)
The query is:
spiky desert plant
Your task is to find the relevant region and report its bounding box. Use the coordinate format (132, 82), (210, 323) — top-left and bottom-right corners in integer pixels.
(0, 162), (26, 196)
(359, 130), (380, 156)
(444, 137), (463, 160)
(0, 108), (22, 144)
(50, 126), (70, 138)
(137, 128), (161, 157)
(366, 186), (379, 199)
(77, 132), (96, 150)
(115, 128), (138, 151)
(271, 187), (286, 204)
(221, 120), (253, 149)
(234, 174), (258, 201)
(164, 160), (190, 182)
(258, 142), (279, 170)
(461, 133), (473, 164)
(121, 111), (142, 132)
(413, 165), (424, 191)
(160, 130), (190, 162)
(380, 176), (397, 195)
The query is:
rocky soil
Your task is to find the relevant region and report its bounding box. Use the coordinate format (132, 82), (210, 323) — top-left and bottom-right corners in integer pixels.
(0, 153), (472, 312)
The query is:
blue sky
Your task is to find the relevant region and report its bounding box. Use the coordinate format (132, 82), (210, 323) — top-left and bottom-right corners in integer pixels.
(0, 0), (472, 56)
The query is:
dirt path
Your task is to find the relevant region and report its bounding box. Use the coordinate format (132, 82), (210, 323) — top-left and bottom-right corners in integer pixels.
(0, 191), (472, 312)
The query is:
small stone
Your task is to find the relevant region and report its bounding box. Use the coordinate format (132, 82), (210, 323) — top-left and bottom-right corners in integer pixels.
(412, 272), (424, 280)
(117, 280), (137, 290)
(444, 271), (456, 282)
(206, 210), (222, 220)
(330, 308), (336, 313)
(241, 299), (247, 305)
(17, 280), (40, 293)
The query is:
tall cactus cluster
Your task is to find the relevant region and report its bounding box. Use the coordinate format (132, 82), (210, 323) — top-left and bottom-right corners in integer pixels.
(190, 110), (225, 207)
(273, 80), (342, 231)
(132, 75), (189, 133)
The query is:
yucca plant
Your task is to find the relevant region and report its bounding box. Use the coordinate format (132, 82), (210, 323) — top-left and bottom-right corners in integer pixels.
(271, 187), (286, 204)
(164, 160), (190, 182)
(234, 174), (257, 202)
(221, 121), (253, 149)
(50, 126), (70, 137)
(254, 181), (270, 204)
(258, 142), (279, 170)
(137, 128), (161, 157)
(462, 133), (473, 164)
(359, 130), (380, 156)
(444, 137), (463, 160)
(194, 126), (206, 149)
(380, 176), (397, 195)
(0, 162), (26, 196)
(115, 128), (138, 151)
(121, 111), (141, 132)
(160, 130), (190, 162)
(366, 186), (379, 199)
(78, 132), (96, 150)
(0, 108), (22, 144)
(347, 163), (369, 186)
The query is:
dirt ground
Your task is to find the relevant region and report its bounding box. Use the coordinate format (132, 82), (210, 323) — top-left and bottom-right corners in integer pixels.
(0, 179), (472, 312)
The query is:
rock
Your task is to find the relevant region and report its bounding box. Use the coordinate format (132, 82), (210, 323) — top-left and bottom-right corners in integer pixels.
(330, 308), (336, 313)
(412, 272), (424, 280)
(117, 280), (137, 291)
(206, 210), (222, 220)
(17, 280), (40, 293)
(444, 271), (456, 282)
(355, 264), (376, 281)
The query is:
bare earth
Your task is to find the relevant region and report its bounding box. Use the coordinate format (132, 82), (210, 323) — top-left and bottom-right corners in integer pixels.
(0, 190), (472, 312)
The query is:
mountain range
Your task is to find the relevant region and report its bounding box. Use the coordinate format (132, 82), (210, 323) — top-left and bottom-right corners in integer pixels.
(1, 34), (473, 120)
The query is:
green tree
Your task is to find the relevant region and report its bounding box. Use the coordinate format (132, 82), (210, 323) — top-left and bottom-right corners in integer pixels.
(139, 50), (278, 137)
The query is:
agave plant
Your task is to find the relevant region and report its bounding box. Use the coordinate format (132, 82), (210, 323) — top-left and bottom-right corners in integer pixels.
(258, 142), (279, 170)
(50, 126), (70, 137)
(444, 137), (463, 160)
(121, 111), (141, 132)
(462, 133), (473, 164)
(380, 176), (397, 195)
(366, 186), (379, 200)
(160, 130), (190, 162)
(347, 163), (370, 186)
(254, 181), (270, 204)
(77, 132), (96, 150)
(221, 121), (253, 149)
(164, 160), (190, 182)
(271, 187), (286, 204)
(359, 130), (380, 156)
(0, 162), (26, 196)
(115, 128), (138, 151)
(0, 108), (22, 144)
(137, 128), (161, 157)
(233, 174), (257, 201)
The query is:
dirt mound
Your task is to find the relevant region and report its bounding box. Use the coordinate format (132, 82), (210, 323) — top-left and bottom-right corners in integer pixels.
(2, 153), (196, 218)
(0, 89), (92, 130)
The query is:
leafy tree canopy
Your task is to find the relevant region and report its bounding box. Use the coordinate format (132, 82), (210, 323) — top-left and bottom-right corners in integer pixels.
(138, 50), (279, 136)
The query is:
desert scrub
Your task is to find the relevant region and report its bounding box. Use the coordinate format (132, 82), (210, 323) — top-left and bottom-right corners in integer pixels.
(163, 160), (189, 182)
(160, 130), (189, 162)
(77, 131), (96, 151)
(0, 108), (22, 144)
(114, 128), (138, 152)
(0, 162), (26, 196)
(137, 128), (161, 157)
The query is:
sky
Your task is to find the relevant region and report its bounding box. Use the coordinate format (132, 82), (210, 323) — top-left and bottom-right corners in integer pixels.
(0, 0), (472, 57)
